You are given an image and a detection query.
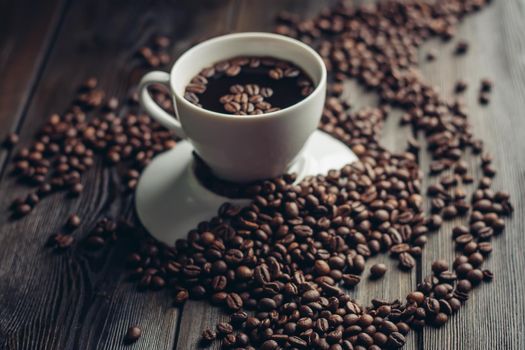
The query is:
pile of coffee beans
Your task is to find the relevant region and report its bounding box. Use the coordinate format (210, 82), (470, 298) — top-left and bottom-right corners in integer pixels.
(220, 84), (279, 115)
(2, 0), (513, 349)
(184, 56), (314, 115)
(6, 77), (176, 217)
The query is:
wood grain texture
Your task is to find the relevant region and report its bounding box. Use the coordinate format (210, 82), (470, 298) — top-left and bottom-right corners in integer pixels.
(0, 0), (67, 174)
(0, 0), (524, 349)
(417, 1), (525, 349)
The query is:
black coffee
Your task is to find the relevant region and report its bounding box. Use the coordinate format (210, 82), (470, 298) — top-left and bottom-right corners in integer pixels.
(184, 56), (314, 115)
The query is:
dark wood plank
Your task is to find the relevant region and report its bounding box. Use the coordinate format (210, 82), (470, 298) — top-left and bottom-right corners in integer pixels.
(0, 0), (235, 349)
(418, 1), (525, 349)
(0, 0), (67, 172)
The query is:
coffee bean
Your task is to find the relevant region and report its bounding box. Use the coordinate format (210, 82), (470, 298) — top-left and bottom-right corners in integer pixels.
(49, 233), (74, 249)
(314, 260), (331, 275)
(15, 203), (32, 216)
(225, 65), (241, 77)
(374, 209), (389, 222)
(407, 292), (425, 304)
(25, 193), (40, 206)
(482, 269), (494, 282)
(201, 329), (216, 342)
(259, 298), (277, 311)
(289, 335), (308, 347)
(426, 49), (437, 61)
(387, 332), (406, 348)
(431, 313), (448, 327)
(3, 133), (19, 148)
(431, 260), (449, 274)
(260, 340), (278, 350)
(174, 289), (189, 305)
(268, 68), (284, 80)
(370, 263), (387, 279)
(226, 292), (243, 311)
(302, 289), (320, 302)
(342, 274), (361, 287)
(479, 92), (490, 105)
(124, 326), (141, 344)
(455, 79), (468, 93)
(216, 322), (233, 335)
(433, 284), (449, 299)
(454, 40), (469, 55)
(67, 214), (81, 229)
(466, 269), (484, 285)
(481, 78), (493, 92)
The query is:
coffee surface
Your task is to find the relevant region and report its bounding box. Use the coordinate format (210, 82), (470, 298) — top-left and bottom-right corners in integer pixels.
(184, 56), (314, 115)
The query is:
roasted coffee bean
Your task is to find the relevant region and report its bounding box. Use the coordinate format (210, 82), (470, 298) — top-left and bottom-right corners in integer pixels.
(370, 263), (387, 279)
(467, 269), (484, 285)
(314, 260), (331, 276)
(479, 92), (490, 105)
(124, 326), (141, 344)
(342, 274), (361, 288)
(407, 292), (425, 305)
(201, 329), (216, 342)
(226, 292), (243, 311)
(67, 214), (81, 229)
(174, 289), (189, 305)
(398, 253), (416, 270)
(454, 40), (469, 55)
(482, 269), (494, 281)
(431, 313), (449, 327)
(454, 80), (468, 93)
(259, 298), (277, 311)
(431, 260), (449, 274)
(481, 78), (493, 92)
(15, 203), (32, 216)
(289, 335), (308, 347)
(260, 339), (278, 350)
(236, 265), (253, 280)
(302, 289), (320, 303)
(49, 233), (74, 249)
(387, 332), (406, 348)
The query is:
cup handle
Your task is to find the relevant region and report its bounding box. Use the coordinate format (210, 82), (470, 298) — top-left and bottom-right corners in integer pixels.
(138, 71), (186, 139)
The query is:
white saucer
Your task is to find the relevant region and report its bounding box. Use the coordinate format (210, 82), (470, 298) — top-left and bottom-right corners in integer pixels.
(135, 130), (357, 244)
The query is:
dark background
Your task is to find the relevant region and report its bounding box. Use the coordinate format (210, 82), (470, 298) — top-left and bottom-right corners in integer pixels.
(0, 0), (524, 349)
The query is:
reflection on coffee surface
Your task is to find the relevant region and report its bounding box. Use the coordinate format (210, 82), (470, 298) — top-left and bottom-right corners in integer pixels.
(184, 56), (314, 115)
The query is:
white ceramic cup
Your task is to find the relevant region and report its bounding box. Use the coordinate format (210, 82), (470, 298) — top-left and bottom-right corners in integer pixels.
(138, 32), (327, 183)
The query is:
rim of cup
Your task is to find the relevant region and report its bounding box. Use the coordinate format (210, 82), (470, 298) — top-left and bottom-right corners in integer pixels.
(169, 32), (327, 120)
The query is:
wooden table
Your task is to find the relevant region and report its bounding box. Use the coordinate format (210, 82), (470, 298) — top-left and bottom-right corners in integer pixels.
(0, 0), (524, 349)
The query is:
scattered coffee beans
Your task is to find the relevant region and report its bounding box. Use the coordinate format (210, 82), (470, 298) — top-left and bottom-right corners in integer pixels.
(4, 1), (513, 349)
(124, 326), (141, 344)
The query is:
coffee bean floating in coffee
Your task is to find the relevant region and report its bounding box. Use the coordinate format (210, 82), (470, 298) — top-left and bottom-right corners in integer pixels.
(183, 56), (314, 115)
